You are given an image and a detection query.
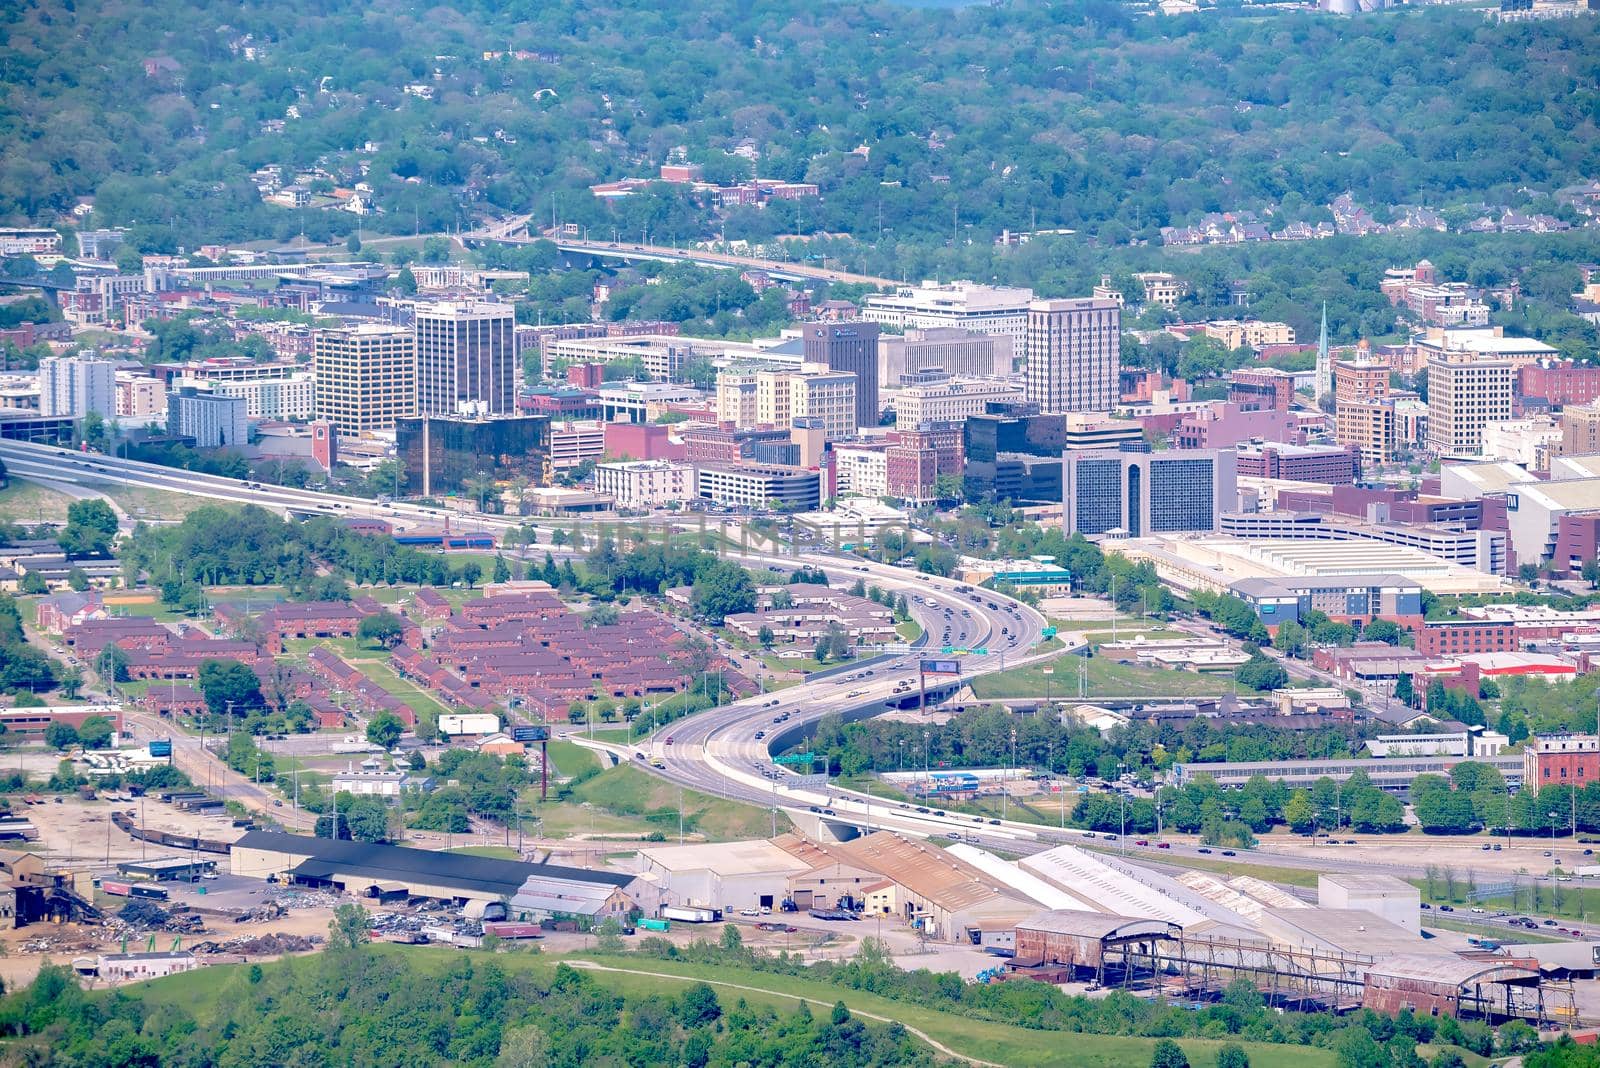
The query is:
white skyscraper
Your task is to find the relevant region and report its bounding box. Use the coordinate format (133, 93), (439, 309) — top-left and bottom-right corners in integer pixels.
(38, 356), (116, 420)
(1024, 297), (1121, 414)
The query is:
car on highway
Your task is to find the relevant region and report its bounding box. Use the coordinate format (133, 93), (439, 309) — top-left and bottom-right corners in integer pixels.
(1157, 842), (1171, 849)
(1135, 839), (1150, 847)
(1220, 850), (1235, 856)
(665, 737), (674, 745)
(1197, 847), (1212, 854)
(754, 731), (766, 740)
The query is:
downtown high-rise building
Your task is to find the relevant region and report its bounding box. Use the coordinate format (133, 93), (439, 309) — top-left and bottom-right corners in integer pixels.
(801, 321), (881, 429)
(312, 324), (416, 433)
(413, 301), (517, 417)
(1024, 297), (1121, 413)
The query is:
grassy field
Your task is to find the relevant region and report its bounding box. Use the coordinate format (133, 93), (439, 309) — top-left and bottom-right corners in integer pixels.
(355, 659), (453, 720)
(896, 620), (922, 641)
(971, 654), (1234, 700)
(446, 845), (521, 860)
(545, 739), (601, 778)
(132, 948), (1336, 1068)
(564, 763), (789, 842)
(0, 479), (76, 523)
(105, 485), (220, 521)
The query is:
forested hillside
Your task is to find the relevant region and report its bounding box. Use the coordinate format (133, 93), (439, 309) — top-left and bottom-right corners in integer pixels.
(2, 0), (1596, 252)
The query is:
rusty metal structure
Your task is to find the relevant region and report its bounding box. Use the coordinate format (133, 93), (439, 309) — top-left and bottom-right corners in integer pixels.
(1007, 913), (1575, 1024)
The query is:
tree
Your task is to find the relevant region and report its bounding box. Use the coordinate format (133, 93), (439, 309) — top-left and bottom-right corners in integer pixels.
(43, 722), (78, 750)
(1394, 673), (1416, 707)
(585, 603), (620, 628)
(459, 561), (483, 588)
(197, 658), (265, 718)
(1273, 620), (1306, 658)
(58, 499), (118, 558)
(1362, 619), (1402, 645)
(492, 556), (511, 584)
(1284, 791), (1316, 834)
(678, 983), (722, 1027)
(65, 568), (88, 593)
(595, 917), (624, 953)
(395, 267), (417, 296)
(18, 573), (46, 596)
(1584, 558), (1600, 590)
(1235, 655), (1287, 692)
(496, 1025), (551, 1068)
(757, 624), (775, 649)
(327, 903), (371, 951)
(356, 611), (405, 649)
(366, 711), (405, 750)
(58, 668), (82, 700)
(1216, 1045), (1250, 1068)
(1151, 1039), (1190, 1068)
(96, 643), (130, 683)
(691, 560), (756, 624)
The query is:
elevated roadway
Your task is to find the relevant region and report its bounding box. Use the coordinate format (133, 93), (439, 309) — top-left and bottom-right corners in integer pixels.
(467, 228), (897, 289)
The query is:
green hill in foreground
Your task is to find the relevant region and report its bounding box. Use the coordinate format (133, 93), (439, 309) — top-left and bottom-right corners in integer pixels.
(1, 912), (1536, 1067)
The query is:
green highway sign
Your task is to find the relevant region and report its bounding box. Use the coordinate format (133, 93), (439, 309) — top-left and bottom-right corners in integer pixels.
(774, 752), (816, 766)
(973, 647), (988, 656)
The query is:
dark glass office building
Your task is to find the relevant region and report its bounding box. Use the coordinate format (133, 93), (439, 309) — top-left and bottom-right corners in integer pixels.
(962, 409), (1067, 504)
(802, 321), (881, 428)
(395, 415), (551, 498)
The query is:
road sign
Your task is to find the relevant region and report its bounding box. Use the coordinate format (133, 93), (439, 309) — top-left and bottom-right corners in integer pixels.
(919, 659), (961, 675)
(149, 740), (172, 758)
(940, 646), (954, 655)
(973, 647), (988, 656)
(774, 752), (816, 766)
(1041, 626), (1057, 639)
(511, 725), (549, 743)
(786, 773), (829, 789)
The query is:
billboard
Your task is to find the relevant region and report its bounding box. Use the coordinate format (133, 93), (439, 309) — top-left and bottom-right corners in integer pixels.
(510, 725), (549, 743)
(149, 740), (173, 758)
(919, 659), (961, 675)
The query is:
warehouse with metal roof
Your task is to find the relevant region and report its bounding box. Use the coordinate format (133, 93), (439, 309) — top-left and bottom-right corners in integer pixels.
(230, 831), (636, 905)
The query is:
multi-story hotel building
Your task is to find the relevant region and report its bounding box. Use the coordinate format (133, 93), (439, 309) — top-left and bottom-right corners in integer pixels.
(1024, 297), (1120, 414)
(1427, 350), (1515, 458)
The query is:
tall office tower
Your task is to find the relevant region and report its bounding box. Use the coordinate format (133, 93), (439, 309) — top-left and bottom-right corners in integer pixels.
(312, 324), (417, 433)
(38, 356), (115, 419)
(1427, 350), (1515, 459)
(414, 301), (517, 417)
(802, 321), (881, 429)
(1024, 298), (1121, 413)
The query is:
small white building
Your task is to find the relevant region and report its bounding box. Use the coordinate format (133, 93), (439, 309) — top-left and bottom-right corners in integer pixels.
(439, 713), (501, 738)
(1317, 873), (1421, 934)
(95, 951), (197, 983)
(635, 839), (811, 913)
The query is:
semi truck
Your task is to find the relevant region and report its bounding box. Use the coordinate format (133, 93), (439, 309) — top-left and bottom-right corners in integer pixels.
(660, 905), (722, 923)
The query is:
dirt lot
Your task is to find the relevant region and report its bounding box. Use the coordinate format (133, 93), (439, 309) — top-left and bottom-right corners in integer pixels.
(22, 796), (246, 867)
(1261, 830), (1592, 877)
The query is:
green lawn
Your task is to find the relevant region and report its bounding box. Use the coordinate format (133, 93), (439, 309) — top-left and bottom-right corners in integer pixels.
(564, 763), (789, 841)
(446, 845), (521, 860)
(559, 956), (1334, 1068)
(0, 479), (76, 523)
(546, 739), (601, 778)
(131, 947), (1335, 1068)
(355, 660), (453, 720)
(895, 620), (922, 641)
(283, 636), (386, 662)
(971, 654), (1234, 700)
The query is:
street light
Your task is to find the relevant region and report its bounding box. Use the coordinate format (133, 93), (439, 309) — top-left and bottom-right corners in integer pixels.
(1550, 810), (1560, 852)
(1118, 762), (1128, 854)
(1043, 667), (1053, 707)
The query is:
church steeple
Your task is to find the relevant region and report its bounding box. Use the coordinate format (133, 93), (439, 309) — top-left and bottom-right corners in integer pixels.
(1315, 301), (1332, 403)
